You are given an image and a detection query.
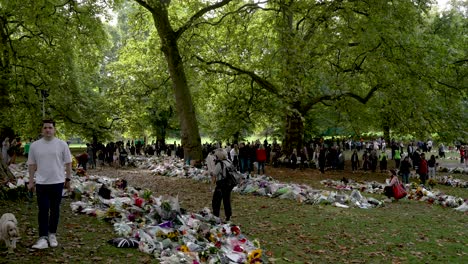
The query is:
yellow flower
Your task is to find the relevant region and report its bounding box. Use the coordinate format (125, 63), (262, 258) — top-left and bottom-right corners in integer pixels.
(248, 249), (262, 262)
(208, 234), (216, 243)
(179, 245), (190, 252)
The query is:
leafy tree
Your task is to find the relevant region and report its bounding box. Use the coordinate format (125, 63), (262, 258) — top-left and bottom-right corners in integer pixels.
(0, 0), (115, 143)
(194, 0), (442, 153)
(130, 0), (240, 162)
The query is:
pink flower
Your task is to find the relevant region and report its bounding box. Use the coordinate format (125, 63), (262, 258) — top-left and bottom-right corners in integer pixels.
(233, 245), (243, 252)
(134, 197), (144, 207)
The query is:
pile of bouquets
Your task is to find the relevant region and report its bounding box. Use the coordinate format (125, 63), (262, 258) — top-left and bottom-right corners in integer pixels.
(437, 166), (468, 174)
(433, 175), (468, 188)
(133, 156), (384, 209)
(69, 175), (265, 263)
(406, 185), (465, 209)
(236, 175), (383, 209)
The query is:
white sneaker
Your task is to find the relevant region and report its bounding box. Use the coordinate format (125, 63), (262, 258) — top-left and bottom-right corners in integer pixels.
(48, 233), (58, 247)
(32, 237), (49, 249)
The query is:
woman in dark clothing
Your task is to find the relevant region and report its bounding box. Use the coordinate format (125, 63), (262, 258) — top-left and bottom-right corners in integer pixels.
(318, 146), (326, 173)
(399, 156), (412, 184)
(351, 150), (360, 172)
(211, 150), (234, 222)
(290, 148), (298, 170)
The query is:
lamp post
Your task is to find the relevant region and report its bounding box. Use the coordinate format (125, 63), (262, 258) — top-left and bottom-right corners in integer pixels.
(40, 90), (49, 118)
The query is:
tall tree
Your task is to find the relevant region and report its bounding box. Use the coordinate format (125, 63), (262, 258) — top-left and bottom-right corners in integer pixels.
(132, 0), (236, 162)
(0, 0), (114, 142)
(195, 0), (436, 153)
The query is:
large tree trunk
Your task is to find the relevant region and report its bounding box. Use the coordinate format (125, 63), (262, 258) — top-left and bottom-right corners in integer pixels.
(142, 2), (203, 163)
(233, 131), (240, 144)
(158, 35), (202, 162)
(0, 13), (12, 112)
(282, 111), (304, 155)
(383, 125), (390, 145)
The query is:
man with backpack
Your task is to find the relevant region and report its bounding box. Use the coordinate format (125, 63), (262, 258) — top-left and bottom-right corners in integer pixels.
(211, 149), (237, 222)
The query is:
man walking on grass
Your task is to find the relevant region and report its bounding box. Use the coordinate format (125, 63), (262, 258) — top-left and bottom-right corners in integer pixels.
(28, 119), (72, 249)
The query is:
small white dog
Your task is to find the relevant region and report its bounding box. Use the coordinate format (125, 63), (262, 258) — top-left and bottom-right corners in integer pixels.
(0, 213), (19, 252)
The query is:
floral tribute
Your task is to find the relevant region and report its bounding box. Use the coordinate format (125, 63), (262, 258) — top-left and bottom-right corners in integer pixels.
(320, 178), (466, 210)
(130, 156), (385, 209)
(69, 175), (264, 263)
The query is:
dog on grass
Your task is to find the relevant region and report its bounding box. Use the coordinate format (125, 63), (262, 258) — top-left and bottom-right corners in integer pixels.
(0, 213), (19, 252)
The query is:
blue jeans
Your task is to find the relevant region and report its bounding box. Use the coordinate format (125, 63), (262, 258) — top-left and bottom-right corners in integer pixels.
(257, 161), (265, 174)
(240, 157), (248, 173)
(36, 183), (64, 237)
(401, 173), (410, 184)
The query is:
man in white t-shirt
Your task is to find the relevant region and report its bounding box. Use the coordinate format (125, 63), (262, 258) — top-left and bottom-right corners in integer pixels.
(27, 119), (72, 249)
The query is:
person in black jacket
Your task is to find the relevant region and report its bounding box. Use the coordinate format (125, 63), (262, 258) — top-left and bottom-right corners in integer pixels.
(351, 150), (360, 173)
(211, 150), (234, 222)
(399, 156), (412, 184)
(318, 146), (326, 173)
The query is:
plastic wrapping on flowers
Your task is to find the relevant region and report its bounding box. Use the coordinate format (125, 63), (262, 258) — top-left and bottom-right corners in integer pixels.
(69, 175), (265, 263)
(320, 178), (466, 209)
(129, 155), (385, 209)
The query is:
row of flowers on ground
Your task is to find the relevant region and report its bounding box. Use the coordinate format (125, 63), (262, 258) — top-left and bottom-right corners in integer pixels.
(69, 175), (265, 264)
(131, 156), (467, 212)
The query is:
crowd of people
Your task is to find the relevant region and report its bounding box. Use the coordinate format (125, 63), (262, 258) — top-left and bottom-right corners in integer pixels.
(1, 137), (31, 165)
(201, 138), (468, 176)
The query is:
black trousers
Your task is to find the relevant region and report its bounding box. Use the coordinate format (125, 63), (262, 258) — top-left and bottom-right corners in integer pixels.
(212, 183), (232, 220)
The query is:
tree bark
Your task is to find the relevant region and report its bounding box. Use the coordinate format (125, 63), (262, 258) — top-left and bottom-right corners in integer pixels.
(137, 1), (203, 162)
(383, 125), (390, 145)
(282, 111), (304, 155)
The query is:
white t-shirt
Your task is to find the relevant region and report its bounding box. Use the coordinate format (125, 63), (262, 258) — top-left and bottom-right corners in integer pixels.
(27, 138), (72, 184)
(206, 153), (216, 175)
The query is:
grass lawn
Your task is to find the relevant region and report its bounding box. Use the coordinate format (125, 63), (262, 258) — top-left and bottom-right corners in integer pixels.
(1, 155), (466, 263)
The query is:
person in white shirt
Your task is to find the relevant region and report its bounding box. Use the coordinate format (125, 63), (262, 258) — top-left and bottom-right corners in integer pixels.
(27, 120), (72, 249)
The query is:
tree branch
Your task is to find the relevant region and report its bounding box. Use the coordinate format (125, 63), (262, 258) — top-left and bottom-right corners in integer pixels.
(195, 55), (280, 95)
(302, 84), (381, 113)
(175, 0), (234, 39)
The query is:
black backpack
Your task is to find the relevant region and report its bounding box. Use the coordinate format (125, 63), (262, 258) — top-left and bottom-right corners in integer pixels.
(219, 161), (238, 189)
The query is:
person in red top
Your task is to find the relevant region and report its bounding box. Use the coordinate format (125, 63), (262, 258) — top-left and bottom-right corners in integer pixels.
(460, 146), (465, 164)
(75, 152), (89, 171)
(418, 153), (428, 185)
(256, 144), (267, 175)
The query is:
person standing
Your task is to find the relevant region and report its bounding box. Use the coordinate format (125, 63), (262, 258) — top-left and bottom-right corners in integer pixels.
(399, 156), (412, 184)
(27, 120), (72, 249)
(1, 137), (10, 164)
(418, 153), (428, 185)
(238, 143), (248, 174)
(460, 146), (465, 164)
(256, 144), (266, 175)
(23, 139), (31, 159)
(290, 148), (298, 170)
(427, 139), (433, 153)
(351, 150), (360, 173)
(211, 150), (234, 222)
(394, 147), (401, 169)
(428, 155), (437, 179)
(229, 144), (240, 171)
(318, 146), (326, 173)
(465, 145), (468, 167)
(86, 143), (95, 169)
(438, 144), (445, 158)
(379, 150), (388, 172)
